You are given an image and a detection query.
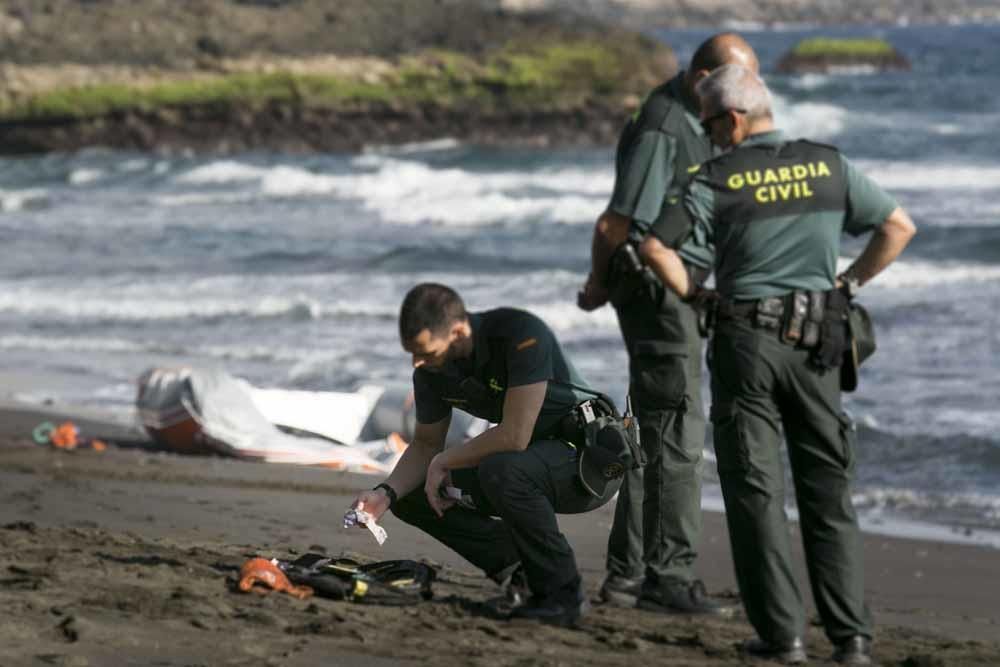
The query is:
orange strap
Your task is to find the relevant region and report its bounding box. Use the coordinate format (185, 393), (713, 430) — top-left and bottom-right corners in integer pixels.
(49, 422), (80, 449)
(238, 558), (313, 600)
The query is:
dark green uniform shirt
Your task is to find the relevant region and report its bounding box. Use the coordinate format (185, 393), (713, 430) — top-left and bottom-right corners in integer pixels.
(413, 309), (592, 441)
(651, 130), (898, 300)
(607, 72), (715, 269)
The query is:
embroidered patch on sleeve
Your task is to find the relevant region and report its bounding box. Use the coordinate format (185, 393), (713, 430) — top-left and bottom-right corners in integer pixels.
(516, 337), (538, 351)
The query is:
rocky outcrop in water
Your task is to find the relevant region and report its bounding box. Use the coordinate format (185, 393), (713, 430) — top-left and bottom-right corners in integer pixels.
(501, 0), (1000, 27)
(775, 38), (911, 74)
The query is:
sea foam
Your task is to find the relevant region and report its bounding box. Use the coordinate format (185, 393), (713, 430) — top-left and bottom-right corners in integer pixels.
(860, 258), (1000, 288)
(854, 160), (1000, 191)
(0, 188), (50, 211)
(773, 93), (848, 140)
(166, 155), (613, 226)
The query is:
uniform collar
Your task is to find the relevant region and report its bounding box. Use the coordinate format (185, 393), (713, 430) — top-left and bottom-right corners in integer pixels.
(669, 71), (705, 137)
(468, 311), (489, 371)
(437, 312), (484, 378)
(741, 129), (786, 147)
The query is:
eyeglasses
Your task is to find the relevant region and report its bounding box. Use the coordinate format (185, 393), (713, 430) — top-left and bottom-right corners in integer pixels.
(700, 108), (747, 135)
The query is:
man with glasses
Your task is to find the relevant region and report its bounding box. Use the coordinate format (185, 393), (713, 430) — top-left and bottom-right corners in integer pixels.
(577, 33), (758, 615)
(701, 107), (746, 136)
(640, 64), (916, 664)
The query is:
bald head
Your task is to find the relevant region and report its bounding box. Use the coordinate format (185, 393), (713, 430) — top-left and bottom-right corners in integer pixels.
(690, 32), (759, 75)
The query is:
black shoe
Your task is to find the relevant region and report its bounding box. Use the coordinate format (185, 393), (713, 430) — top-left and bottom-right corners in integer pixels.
(742, 637), (808, 664)
(484, 564), (530, 617)
(598, 574), (643, 607)
(637, 579), (737, 616)
(510, 586), (589, 628)
(832, 636), (873, 665)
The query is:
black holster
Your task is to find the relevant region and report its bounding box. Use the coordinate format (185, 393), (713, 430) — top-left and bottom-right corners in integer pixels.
(695, 293), (717, 338)
(810, 287), (851, 371)
(551, 396), (609, 444)
(607, 242), (660, 309)
(841, 301), (877, 391)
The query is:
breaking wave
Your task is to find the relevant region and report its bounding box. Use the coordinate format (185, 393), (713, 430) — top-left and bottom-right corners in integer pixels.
(857, 258), (1000, 289)
(772, 93), (848, 140)
(0, 290), (333, 323)
(0, 188), (50, 211)
(854, 160), (1000, 191)
(166, 155), (611, 226)
(0, 334), (307, 364)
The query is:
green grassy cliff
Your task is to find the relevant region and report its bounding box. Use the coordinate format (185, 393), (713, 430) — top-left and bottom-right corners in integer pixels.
(0, 0), (675, 154)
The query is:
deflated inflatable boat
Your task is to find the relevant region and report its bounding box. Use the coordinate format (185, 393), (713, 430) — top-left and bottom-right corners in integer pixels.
(135, 366), (486, 473)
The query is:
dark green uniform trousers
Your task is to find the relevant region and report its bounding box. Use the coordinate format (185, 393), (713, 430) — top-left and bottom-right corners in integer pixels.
(606, 283), (706, 584)
(391, 439), (619, 598)
(710, 317), (871, 645)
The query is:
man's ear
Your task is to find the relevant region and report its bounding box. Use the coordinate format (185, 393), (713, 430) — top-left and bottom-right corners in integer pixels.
(449, 319), (469, 342)
(731, 110), (749, 143)
(690, 68), (710, 87)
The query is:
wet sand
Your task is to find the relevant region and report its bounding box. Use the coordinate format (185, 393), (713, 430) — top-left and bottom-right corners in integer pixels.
(1, 402), (998, 666)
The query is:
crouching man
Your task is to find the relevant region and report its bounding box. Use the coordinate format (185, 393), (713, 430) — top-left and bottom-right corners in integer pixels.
(350, 282), (628, 627)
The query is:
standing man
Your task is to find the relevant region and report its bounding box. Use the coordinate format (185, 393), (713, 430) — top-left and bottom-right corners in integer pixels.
(350, 283), (625, 627)
(577, 33), (758, 614)
(641, 64), (916, 664)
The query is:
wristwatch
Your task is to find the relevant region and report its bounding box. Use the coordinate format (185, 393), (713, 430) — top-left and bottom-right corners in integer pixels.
(373, 482), (398, 508)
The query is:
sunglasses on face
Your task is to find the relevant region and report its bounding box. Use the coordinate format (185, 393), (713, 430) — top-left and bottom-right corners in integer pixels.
(700, 108), (747, 134)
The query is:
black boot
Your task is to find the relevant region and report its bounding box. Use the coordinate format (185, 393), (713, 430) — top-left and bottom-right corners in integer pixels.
(832, 635), (873, 665)
(637, 578), (737, 616)
(484, 563), (529, 617)
(510, 582), (589, 628)
(742, 637), (808, 664)
(598, 574), (644, 607)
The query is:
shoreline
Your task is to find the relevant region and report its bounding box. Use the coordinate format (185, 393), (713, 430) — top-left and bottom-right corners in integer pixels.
(0, 105), (630, 156)
(5, 390), (1000, 553)
(2, 432), (999, 666)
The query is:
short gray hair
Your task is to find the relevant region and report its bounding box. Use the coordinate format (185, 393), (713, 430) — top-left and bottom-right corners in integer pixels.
(695, 63), (772, 122)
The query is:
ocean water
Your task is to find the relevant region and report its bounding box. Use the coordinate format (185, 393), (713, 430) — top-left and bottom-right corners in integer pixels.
(2, 23), (998, 547)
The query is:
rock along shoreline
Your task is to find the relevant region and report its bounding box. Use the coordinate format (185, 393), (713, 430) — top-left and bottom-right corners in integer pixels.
(0, 103), (633, 156)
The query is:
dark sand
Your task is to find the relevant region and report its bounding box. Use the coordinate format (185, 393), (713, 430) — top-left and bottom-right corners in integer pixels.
(1, 401), (998, 666)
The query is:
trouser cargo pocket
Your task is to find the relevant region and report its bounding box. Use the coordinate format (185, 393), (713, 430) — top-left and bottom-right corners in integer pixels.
(629, 340), (687, 413)
(836, 411), (857, 473)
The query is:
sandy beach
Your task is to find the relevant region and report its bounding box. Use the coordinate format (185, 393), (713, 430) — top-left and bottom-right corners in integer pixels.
(0, 401), (997, 667)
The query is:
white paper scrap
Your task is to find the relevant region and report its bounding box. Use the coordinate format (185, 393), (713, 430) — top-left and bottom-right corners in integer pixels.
(343, 508), (387, 546)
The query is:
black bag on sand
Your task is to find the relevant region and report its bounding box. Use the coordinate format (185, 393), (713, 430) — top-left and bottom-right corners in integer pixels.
(279, 554), (436, 605)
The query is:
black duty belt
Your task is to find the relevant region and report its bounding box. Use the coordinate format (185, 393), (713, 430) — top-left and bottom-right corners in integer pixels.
(717, 291), (828, 349)
(716, 297), (772, 321)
